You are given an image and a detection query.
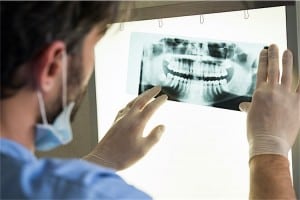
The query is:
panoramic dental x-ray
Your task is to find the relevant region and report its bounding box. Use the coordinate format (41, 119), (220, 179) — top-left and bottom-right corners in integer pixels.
(130, 32), (265, 110)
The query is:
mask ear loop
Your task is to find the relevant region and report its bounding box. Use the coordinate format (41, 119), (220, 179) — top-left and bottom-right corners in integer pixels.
(61, 51), (68, 108)
(37, 91), (48, 125)
(36, 51), (68, 125)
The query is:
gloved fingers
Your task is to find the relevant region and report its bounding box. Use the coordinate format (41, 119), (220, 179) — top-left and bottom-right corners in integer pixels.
(114, 107), (130, 122)
(114, 89), (157, 121)
(239, 102), (251, 113)
(142, 125), (165, 152)
(125, 94), (141, 109)
(267, 44), (280, 85)
(131, 86), (162, 111)
(141, 94), (168, 122)
(296, 80), (300, 94)
(114, 97), (139, 122)
(115, 104), (133, 122)
(256, 48), (268, 89)
(281, 49), (293, 90)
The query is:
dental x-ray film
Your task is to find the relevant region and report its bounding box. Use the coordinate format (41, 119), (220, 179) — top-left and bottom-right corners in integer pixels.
(129, 32), (265, 110)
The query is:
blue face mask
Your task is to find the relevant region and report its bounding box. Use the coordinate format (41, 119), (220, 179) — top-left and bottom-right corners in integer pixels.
(35, 52), (75, 151)
(35, 101), (75, 151)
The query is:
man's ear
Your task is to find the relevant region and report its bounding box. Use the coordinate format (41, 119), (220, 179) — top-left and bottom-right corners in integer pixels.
(33, 41), (67, 93)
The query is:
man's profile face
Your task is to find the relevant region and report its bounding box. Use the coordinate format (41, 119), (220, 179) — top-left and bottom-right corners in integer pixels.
(47, 26), (106, 123)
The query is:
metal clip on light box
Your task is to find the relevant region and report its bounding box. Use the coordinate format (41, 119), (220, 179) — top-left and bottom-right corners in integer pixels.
(158, 19), (163, 28)
(119, 22), (124, 31)
(244, 10), (249, 19)
(200, 15), (204, 24)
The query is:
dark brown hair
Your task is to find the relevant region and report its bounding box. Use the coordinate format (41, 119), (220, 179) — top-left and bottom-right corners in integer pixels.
(1, 1), (124, 99)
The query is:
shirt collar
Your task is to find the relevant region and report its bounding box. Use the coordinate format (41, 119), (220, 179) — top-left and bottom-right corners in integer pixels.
(0, 138), (36, 162)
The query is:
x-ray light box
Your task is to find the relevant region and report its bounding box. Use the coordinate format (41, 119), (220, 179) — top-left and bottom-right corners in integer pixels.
(94, 6), (295, 199)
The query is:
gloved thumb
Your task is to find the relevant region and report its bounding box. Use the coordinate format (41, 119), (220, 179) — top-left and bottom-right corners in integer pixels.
(144, 125), (165, 149)
(239, 102), (251, 112)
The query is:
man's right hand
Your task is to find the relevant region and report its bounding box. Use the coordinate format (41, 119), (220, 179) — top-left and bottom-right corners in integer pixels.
(239, 44), (300, 159)
(239, 44), (299, 199)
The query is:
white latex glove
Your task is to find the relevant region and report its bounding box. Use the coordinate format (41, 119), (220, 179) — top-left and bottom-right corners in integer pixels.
(239, 44), (300, 159)
(83, 86), (167, 170)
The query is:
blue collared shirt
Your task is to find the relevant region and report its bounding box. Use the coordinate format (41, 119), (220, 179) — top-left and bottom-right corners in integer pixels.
(0, 138), (151, 199)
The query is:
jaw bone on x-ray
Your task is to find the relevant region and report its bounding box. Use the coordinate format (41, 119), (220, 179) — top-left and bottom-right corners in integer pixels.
(130, 32), (265, 111)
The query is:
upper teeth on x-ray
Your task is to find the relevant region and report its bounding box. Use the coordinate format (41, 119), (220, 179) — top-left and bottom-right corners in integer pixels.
(133, 33), (264, 110)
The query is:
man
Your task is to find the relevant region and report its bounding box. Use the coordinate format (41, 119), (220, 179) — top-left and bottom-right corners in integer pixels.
(0, 2), (299, 199)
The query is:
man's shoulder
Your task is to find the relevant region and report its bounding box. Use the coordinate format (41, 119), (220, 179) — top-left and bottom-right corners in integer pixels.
(0, 142), (150, 199)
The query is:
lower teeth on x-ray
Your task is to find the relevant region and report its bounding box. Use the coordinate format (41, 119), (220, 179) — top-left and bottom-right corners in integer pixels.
(134, 33), (264, 110)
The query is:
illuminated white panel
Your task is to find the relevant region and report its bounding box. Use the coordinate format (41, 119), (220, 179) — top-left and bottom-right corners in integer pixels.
(94, 6), (290, 199)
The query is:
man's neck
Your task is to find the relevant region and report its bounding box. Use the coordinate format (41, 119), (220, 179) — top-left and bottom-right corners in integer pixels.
(0, 89), (39, 152)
